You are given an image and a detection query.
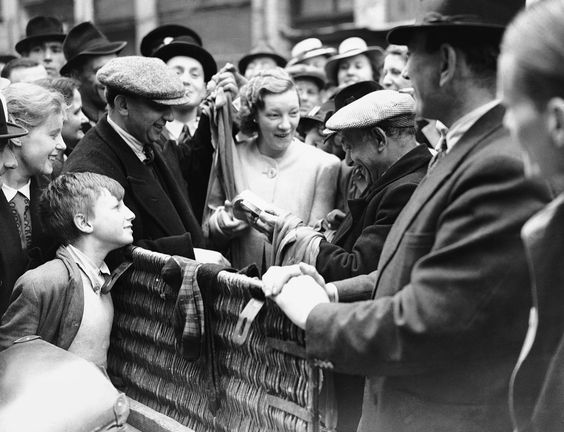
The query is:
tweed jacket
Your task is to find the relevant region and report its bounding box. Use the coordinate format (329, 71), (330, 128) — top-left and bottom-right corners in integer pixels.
(305, 104), (552, 432)
(64, 115), (205, 258)
(0, 176), (54, 317)
(316, 145), (431, 283)
(0, 247), (84, 351)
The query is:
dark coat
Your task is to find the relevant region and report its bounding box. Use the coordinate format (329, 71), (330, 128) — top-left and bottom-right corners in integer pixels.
(511, 193), (564, 431)
(316, 145), (431, 283)
(305, 104), (552, 432)
(0, 176), (54, 317)
(63, 115), (206, 259)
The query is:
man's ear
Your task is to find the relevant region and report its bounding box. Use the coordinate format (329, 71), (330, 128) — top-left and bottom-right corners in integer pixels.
(439, 43), (457, 88)
(74, 213), (93, 234)
(547, 97), (564, 149)
(372, 126), (387, 152)
(114, 94), (128, 116)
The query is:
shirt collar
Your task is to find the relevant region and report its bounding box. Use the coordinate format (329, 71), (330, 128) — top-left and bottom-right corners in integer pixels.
(2, 180), (31, 202)
(445, 99), (500, 151)
(107, 114), (148, 162)
(64, 244), (110, 294)
(165, 117), (199, 141)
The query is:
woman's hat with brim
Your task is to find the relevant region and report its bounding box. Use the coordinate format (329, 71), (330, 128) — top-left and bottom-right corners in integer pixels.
(60, 22), (127, 77)
(238, 43), (287, 75)
(324, 37), (384, 86)
(140, 24), (203, 57)
(15, 16), (66, 55)
(0, 92), (28, 140)
(286, 64), (326, 90)
(152, 36), (218, 82)
(387, 0), (526, 45)
(287, 38), (336, 67)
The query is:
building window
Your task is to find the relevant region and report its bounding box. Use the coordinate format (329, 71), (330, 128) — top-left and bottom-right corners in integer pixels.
(291, 0), (354, 29)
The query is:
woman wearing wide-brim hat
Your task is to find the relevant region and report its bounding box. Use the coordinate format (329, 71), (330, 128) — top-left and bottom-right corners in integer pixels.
(324, 37), (384, 89)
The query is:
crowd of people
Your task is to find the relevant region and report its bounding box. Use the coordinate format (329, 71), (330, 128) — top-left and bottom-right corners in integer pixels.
(0, 0), (563, 430)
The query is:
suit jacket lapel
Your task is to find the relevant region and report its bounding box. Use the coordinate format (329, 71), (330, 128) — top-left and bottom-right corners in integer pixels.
(375, 104), (506, 283)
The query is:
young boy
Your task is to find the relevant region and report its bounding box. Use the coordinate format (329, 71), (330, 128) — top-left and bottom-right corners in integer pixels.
(0, 172), (135, 370)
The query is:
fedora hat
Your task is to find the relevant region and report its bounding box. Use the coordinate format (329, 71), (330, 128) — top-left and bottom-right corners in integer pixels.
(324, 37), (384, 86)
(287, 38), (336, 67)
(15, 16), (66, 55)
(238, 43), (287, 76)
(0, 92), (28, 140)
(388, 0), (526, 45)
(60, 22), (127, 76)
(286, 64), (326, 90)
(152, 36), (217, 82)
(140, 24), (203, 57)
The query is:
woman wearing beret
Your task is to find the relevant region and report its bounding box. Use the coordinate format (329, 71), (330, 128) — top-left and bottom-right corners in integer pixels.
(206, 68), (340, 270)
(499, 1), (564, 430)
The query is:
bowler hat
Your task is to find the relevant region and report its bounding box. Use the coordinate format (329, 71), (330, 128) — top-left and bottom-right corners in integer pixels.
(286, 64), (326, 90)
(287, 38), (336, 67)
(60, 22), (127, 76)
(15, 16), (66, 55)
(324, 37), (384, 86)
(0, 92), (28, 140)
(334, 80), (383, 111)
(238, 43), (287, 76)
(387, 0), (526, 45)
(152, 36), (217, 82)
(140, 24), (203, 56)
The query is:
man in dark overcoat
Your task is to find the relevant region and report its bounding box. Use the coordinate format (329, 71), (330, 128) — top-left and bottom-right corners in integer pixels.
(262, 1), (553, 431)
(64, 56), (226, 263)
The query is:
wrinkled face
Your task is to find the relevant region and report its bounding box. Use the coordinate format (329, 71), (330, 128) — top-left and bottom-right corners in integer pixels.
(381, 54), (410, 91)
(256, 89), (300, 157)
(0, 142), (18, 178)
(88, 188), (135, 249)
(124, 96), (174, 144)
(295, 78), (322, 115)
(244, 56), (278, 79)
(62, 89), (87, 149)
(337, 54), (374, 87)
(16, 112), (65, 178)
(26, 41), (65, 77)
(167, 56), (207, 109)
(341, 127), (381, 183)
(77, 54), (118, 102)
(404, 35), (442, 120)
(499, 53), (559, 179)
(8, 65), (48, 83)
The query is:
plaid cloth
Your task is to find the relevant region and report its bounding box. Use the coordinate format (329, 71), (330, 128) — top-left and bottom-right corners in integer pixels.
(171, 256), (204, 361)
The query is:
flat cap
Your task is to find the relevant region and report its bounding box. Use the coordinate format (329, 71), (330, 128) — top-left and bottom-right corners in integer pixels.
(97, 56), (191, 105)
(326, 89), (414, 131)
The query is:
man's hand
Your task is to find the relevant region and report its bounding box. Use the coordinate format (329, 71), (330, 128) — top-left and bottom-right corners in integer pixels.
(271, 275), (330, 329)
(216, 200), (249, 237)
(193, 248), (231, 266)
(208, 63), (247, 101)
(324, 209), (346, 230)
(262, 263), (326, 297)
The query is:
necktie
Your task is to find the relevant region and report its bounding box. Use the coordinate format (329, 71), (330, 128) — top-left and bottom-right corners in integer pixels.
(143, 143), (155, 165)
(9, 191), (32, 250)
(177, 124), (191, 146)
(427, 132), (448, 175)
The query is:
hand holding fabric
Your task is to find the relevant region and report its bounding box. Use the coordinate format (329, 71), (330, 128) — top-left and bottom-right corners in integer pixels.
(216, 200), (249, 237)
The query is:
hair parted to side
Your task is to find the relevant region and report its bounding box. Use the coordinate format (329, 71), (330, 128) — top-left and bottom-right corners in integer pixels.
(238, 67), (296, 135)
(40, 172), (125, 245)
(3, 82), (65, 130)
(502, 0), (564, 109)
(0, 58), (40, 79)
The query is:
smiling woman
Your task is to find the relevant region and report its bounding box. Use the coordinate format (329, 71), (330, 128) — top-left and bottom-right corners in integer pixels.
(205, 68), (341, 270)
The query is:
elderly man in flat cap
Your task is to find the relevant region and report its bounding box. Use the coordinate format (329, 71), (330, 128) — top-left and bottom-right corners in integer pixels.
(261, 0), (553, 431)
(64, 56), (227, 264)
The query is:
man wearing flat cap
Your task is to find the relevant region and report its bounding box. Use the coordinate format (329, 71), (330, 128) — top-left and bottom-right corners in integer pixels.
(64, 56), (227, 264)
(60, 22), (127, 124)
(16, 16), (66, 78)
(261, 0), (553, 431)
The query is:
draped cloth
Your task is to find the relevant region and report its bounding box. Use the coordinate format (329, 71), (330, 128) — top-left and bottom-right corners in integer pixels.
(270, 213), (324, 267)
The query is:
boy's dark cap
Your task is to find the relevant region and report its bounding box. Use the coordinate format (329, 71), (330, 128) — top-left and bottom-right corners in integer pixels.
(152, 37), (217, 82)
(140, 24), (203, 56)
(15, 16), (66, 55)
(334, 80), (383, 111)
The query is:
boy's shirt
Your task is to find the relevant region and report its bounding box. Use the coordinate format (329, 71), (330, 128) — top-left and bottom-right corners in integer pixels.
(64, 245), (113, 369)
